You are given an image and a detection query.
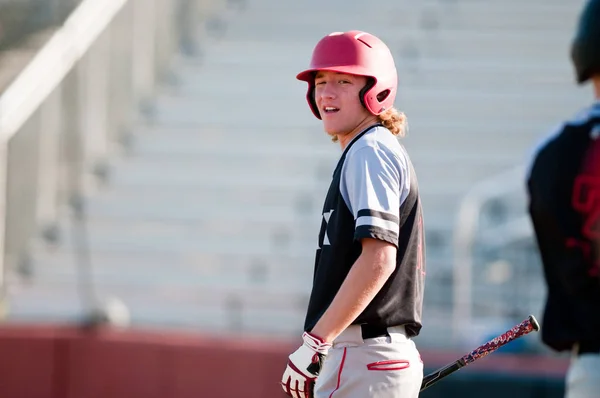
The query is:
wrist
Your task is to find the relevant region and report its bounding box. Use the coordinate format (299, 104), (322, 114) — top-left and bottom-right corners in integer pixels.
(308, 327), (335, 344)
(306, 330), (327, 343)
(303, 331), (332, 355)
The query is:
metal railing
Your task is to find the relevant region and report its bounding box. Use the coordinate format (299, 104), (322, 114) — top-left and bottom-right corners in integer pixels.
(0, 0), (216, 319)
(451, 165), (536, 340)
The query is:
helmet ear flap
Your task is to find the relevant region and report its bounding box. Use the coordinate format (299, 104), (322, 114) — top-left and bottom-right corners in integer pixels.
(360, 78), (391, 113)
(308, 84), (321, 119)
(359, 78), (376, 109)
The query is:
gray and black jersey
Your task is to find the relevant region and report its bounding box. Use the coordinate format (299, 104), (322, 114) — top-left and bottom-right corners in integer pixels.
(303, 124), (426, 338)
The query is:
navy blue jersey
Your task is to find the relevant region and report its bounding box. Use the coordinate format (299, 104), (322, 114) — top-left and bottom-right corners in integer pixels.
(303, 124), (426, 338)
(527, 102), (600, 352)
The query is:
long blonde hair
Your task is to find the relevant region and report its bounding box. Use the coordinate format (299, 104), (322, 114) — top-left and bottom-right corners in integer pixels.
(378, 107), (407, 138)
(330, 108), (408, 143)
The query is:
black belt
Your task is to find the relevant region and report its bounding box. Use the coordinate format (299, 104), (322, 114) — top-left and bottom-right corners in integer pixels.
(361, 324), (390, 340)
(576, 342), (600, 356)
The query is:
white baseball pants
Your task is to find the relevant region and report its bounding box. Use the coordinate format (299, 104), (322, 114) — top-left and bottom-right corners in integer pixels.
(314, 325), (423, 398)
(566, 353), (600, 398)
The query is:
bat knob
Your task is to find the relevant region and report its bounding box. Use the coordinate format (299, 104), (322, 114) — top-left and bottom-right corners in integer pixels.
(529, 315), (541, 332)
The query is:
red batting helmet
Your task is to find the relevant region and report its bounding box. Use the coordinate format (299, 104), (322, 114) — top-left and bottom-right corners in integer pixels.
(296, 31), (398, 120)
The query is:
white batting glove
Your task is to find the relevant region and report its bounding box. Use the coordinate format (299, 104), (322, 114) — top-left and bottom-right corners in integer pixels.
(281, 331), (332, 398)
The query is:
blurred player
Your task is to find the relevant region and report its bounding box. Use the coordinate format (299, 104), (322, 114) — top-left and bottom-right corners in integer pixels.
(280, 31), (426, 398)
(526, 1), (600, 397)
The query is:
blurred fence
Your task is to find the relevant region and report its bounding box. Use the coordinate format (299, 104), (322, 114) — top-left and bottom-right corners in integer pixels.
(451, 165), (547, 350)
(0, 0), (213, 316)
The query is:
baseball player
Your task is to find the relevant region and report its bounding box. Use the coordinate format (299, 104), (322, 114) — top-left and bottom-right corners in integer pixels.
(526, 1), (600, 397)
(281, 31), (426, 398)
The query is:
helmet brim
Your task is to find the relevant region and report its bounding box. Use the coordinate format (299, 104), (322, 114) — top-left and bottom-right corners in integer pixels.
(296, 65), (374, 82)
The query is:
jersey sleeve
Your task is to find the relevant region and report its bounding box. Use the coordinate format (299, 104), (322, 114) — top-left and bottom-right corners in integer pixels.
(340, 145), (405, 247)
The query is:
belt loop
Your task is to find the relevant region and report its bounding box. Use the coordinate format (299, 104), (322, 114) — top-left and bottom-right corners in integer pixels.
(388, 325), (408, 343)
(389, 327), (400, 344)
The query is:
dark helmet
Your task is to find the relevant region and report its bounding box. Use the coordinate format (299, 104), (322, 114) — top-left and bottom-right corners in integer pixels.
(571, 0), (600, 84)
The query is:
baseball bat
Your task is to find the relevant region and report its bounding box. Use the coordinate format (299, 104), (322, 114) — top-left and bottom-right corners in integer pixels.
(420, 314), (540, 392)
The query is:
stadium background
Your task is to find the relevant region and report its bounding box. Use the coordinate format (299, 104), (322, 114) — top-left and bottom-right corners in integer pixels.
(0, 0), (590, 396)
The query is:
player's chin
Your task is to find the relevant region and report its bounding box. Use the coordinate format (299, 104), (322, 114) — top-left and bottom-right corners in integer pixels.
(322, 123), (343, 136)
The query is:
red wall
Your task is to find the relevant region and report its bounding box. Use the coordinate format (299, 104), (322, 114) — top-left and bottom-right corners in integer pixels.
(0, 323), (568, 398)
(0, 324), (294, 398)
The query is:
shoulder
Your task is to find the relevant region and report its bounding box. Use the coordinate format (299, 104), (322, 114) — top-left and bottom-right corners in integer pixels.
(528, 123), (562, 164)
(345, 126), (409, 172)
(526, 105), (600, 178)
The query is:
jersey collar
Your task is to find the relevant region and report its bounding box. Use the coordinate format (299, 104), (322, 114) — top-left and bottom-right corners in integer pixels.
(341, 123), (382, 156)
(333, 123), (383, 177)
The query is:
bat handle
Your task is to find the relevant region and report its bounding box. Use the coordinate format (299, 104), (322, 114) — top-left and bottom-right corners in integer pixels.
(420, 359), (466, 391)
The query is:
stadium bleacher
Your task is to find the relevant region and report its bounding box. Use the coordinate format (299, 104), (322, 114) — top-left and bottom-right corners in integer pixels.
(2, 0), (592, 354)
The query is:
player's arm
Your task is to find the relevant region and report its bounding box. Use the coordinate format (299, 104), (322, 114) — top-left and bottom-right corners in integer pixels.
(311, 238), (396, 342)
(311, 146), (404, 343)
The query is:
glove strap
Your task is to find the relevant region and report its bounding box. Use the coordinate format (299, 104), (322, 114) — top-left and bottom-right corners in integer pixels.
(303, 331), (332, 355)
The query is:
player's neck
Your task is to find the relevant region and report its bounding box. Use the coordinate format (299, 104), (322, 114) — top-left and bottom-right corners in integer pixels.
(337, 116), (380, 150)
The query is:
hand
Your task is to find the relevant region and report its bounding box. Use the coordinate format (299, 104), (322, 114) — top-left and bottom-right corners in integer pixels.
(281, 331), (332, 398)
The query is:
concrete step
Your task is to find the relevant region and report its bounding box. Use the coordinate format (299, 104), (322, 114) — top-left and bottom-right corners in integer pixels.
(88, 184), (327, 215)
(191, 39), (569, 76)
(6, 283), (308, 335)
(52, 225), (315, 258)
(129, 124), (337, 150)
(43, 212), (320, 256)
(404, 129), (571, 165)
(127, 123), (545, 164)
(46, 205), (453, 258)
(228, 1), (579, 30)
(98, 171), (484, 226)
(111, 150), (337, 183)
(108, 162), (329, 190)
(82, 202), (321, 237)
(6, 266), (461, 338)
(222, 20), (574, 47)
(32, 236), (315, 273)
(398, 86), (586, 110)
(172, 56), (579, 97)
(79, 200), (453, 255)
(95, 159), (505, 232)
(57, 214), (321, 247)
(127, 135), (336, 160)
(168, 82), (576, 109)
(28, 256), (314, 292)
(149, 96), (310, 127)
(109, 151), (520, 192)
(147, 92), (584, 131)
(173, 55), (573, 91)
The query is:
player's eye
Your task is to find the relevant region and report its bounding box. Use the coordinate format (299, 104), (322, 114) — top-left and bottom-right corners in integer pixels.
(315, 81), (326, 86)
(339, 80), (351, 85)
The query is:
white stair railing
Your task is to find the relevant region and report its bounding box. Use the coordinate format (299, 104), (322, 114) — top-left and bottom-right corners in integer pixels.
(0, 0), (186, 316)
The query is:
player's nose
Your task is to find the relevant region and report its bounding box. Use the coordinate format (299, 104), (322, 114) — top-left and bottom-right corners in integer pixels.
(317, 85), (336, 100)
